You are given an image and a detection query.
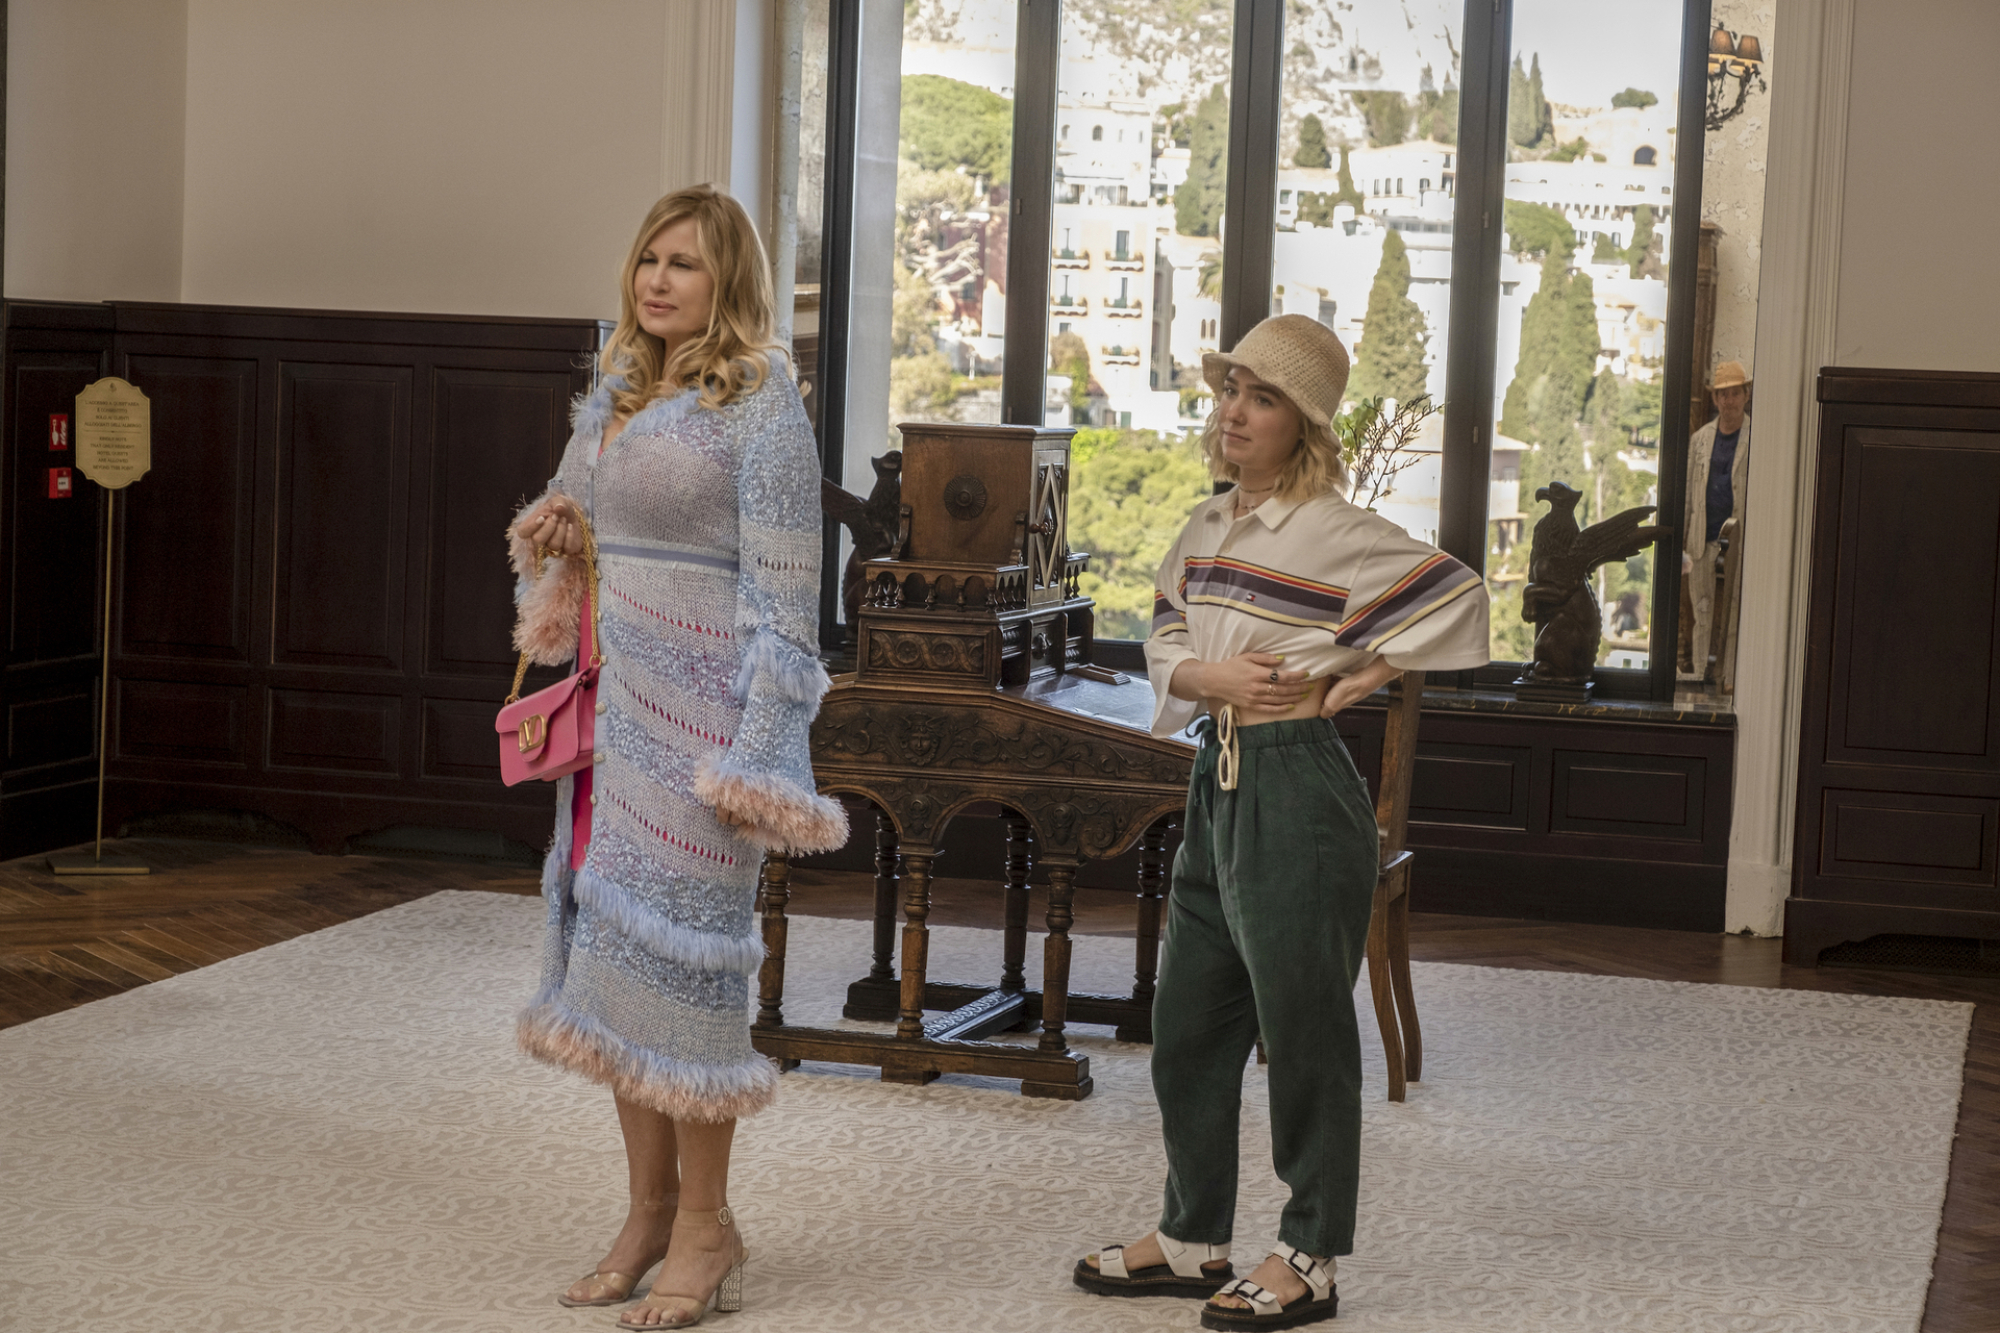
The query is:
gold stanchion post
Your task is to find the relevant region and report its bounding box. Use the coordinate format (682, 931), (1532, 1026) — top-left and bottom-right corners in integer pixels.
(47, 378), (151, 876)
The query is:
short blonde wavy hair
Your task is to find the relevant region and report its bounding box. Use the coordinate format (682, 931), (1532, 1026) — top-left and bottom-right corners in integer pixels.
(1197, 387), (1349, 501)
(601, 185), (786, 417)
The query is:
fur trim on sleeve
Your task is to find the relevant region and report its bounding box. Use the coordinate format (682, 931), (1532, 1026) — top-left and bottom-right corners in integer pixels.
(729, 628), (833, 706)
(694, 753), (850, 855)
(508, 491), (588, 667)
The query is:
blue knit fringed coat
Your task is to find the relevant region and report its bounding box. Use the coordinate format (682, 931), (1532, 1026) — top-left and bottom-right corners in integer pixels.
(506, 360), (846, 1122)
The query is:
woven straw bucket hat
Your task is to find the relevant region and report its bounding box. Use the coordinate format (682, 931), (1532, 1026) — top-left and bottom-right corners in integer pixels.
(1201, 314), (1351, 427)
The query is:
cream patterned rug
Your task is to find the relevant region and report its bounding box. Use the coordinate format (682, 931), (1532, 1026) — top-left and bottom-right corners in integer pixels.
(0, 890), (1969, 1333)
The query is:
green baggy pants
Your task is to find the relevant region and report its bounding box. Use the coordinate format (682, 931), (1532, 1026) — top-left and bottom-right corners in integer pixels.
(1152, 714), (1380, 1258)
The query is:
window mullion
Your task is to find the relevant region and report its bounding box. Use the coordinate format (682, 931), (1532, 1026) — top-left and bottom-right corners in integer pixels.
(1436, 0), (1513, 582)
(1218, 0), (1283, 350)
(1648, 0), (1714, 702)
(1001, 0), (1063, 425)
(815, 0), (865, 647)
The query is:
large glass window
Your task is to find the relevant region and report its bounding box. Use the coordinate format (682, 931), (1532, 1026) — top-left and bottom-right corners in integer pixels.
(815, 0), (1714, 696)
(1044, 3), (1235, 639)
(1275, 1), (1464, 548)
(1483, 2), (1683, 668)
(882, 3), (1016, 444)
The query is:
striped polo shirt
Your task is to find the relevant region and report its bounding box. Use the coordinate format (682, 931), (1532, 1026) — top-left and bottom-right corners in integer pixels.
(1144, 487), (1491, 737)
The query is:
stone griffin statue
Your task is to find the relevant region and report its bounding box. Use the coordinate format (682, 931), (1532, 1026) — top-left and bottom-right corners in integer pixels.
(820, 450), (906, 634)
(1518, 480), (1665, 691)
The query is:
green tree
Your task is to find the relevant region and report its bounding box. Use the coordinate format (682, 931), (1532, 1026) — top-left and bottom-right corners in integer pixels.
(1050, 330), (1092, 413)
(898, 74), (1012, 183)
(888, 351), (959, 424)
(1610, 87), (1658, 110)
(1501, 250), (1600, 517)
(1177, 84), (1230, 237)
(1548, 136), (1591, 162)
(1335, 143), (1366, 210)
(1353, 89), (1410, 147)
(1417, 87), (1460, 144)
(1504, 200), (1575, 260)
(1624, 204), (1661, 278)
(1348, 230), (1430, 405)
(890, 261), (940, 356)
(1507, 53), (1553, 152)
(1295, 112), (1331, 168)
(1591, 233), (1620, 263)
(1067, 428), (1214, 638)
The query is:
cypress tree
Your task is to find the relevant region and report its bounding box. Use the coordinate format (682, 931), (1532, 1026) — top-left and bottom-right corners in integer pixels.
(1177, 84), (1230, 237)
(1502, 249), (1601, 515)
(1335, 144), (1365, 211)
(1527, 55), (1552, 146)
(1348, 230), (1430, 405)
(1295, 113), (1330, 168)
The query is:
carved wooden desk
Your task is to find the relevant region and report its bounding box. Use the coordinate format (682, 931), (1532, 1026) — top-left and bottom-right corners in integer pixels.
(752, 671), (1195, 1099)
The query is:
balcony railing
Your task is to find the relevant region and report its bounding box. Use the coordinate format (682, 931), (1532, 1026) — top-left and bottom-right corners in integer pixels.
(1103, 299), (1145, 318)
(1100, 346), (1142, 366)
(1050, 294), (1089, 311)
(1104, 252), (1145, 271)
(1051, 248), (1090, 270)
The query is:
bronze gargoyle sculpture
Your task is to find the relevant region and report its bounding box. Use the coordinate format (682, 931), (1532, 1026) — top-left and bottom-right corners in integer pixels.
(1518, 479), (1665, 688)
(821, 450), (906, 633)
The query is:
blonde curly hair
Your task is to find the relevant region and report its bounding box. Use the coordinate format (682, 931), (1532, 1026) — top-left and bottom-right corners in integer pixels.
(601, 185), (786, 417)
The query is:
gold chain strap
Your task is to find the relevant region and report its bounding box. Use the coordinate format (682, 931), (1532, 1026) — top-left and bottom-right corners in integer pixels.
(505, 514), (602, 704)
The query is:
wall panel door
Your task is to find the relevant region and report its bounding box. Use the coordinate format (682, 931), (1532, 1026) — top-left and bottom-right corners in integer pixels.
(1788, 369), (2000, 961)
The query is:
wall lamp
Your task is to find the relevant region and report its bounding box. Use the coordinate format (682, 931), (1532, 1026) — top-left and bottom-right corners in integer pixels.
(1706, 26), (1767, 131)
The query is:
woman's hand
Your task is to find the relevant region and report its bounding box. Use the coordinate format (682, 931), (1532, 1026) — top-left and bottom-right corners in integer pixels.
(515, 498), (586, 558)
(1171, 652), (1314, 715)
(1319, 655), (1402, 718)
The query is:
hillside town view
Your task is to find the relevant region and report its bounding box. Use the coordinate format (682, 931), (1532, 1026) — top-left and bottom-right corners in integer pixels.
(882, 0), (1683, 663)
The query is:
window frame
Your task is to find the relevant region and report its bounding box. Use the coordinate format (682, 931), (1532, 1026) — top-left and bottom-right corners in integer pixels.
(811, 0), (1713, 701)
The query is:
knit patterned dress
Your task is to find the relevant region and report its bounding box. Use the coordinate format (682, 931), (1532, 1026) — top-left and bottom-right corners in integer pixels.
(506, 363), (846, 1122)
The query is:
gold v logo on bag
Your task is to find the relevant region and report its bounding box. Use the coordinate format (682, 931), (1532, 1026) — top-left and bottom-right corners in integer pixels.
(518, 715), (547, 754)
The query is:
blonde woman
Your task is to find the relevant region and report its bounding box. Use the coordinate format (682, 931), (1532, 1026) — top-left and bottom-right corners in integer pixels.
(508, 185), (845, 1329)
(1074, 315), (1489, 1330)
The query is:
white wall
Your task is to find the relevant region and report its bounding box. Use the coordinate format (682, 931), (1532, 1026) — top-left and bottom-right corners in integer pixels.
(5, 0), (189, 303)
(1833, 0), (2000, 370)
(8, 0), (774, 321)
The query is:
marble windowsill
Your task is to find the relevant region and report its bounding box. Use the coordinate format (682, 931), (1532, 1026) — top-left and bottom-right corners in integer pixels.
(1360, 685), (1737, 728)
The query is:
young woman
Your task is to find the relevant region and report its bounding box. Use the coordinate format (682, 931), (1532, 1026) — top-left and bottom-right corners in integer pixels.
(508, 185), (846, 1329)
(1073, 314), (1489, 1330)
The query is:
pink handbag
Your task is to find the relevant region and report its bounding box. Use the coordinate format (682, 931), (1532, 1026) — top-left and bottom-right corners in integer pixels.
(496, 524), (602, 787)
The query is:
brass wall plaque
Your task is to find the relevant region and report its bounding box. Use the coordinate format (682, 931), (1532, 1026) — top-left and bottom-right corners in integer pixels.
(74, 377), (152, 489)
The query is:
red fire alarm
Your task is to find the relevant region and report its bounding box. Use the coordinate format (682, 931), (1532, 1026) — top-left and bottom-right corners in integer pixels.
(48, 467), (72, 499)
(48, 413), (69, 451)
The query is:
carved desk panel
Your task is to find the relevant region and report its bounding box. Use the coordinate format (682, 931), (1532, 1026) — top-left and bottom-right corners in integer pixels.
(752, 672), (1196, 1099)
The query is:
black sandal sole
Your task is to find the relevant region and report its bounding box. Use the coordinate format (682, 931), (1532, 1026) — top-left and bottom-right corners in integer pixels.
(1072, 1259), (1235, 1298)
(1200, 1291), (1339, 1329)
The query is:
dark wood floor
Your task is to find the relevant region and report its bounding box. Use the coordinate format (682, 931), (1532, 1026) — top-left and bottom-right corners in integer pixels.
(1, 839), (1994, 1331)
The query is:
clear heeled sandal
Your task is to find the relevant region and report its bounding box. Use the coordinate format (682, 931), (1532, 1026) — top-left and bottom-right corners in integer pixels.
(555, 1195), (677, 1309)
(615, 1206), (747, 1330)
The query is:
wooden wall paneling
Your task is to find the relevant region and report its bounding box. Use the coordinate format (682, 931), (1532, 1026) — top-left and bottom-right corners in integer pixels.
(116, 352), (258, 662)
(2, 304), (115, 856)
(272, 362), (413, 671)
(1789, 369), (2000, 962)
(0, 301), (615, 859)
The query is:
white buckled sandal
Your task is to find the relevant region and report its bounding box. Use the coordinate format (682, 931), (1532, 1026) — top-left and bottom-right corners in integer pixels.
(1199, 1244), (1337, 1329)
(1073, 1232), (1234, 1297)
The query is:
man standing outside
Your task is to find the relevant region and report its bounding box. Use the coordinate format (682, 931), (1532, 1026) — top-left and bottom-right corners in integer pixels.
(1678, 360), (1751, 683)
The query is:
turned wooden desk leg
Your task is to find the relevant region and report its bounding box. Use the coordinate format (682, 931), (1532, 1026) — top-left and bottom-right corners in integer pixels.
(896, 847), (935, 1042)
(1118, 821), (1168, 1042)
(868, 810), (899, 983)
(755, 855), (801, 1070)
(1040, 859), (1078, 1053)
(1001, 817), (1032, 992)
